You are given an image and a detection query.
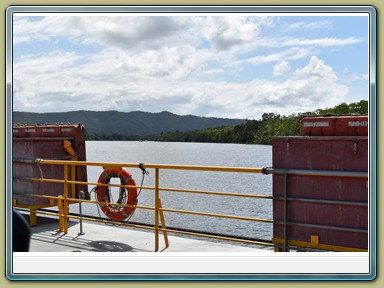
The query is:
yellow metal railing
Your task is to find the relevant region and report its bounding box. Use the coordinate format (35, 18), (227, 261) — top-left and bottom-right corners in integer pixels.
(13, 159), (275, 252)
(13, 159), (368, 252)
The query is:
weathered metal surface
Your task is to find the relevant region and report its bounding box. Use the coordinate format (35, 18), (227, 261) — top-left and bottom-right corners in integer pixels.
(300, 115), (368, 136)
(12, 124), (87, 206)
(272, 135), (368, 250)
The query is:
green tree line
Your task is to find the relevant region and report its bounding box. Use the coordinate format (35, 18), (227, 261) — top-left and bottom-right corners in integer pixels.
(86, 133), (157, 141)
(155, 100), (368, 145)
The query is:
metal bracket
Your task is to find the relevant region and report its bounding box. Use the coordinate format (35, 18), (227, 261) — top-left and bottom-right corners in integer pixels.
(286, 138), (290, 151)
(353, 138), (358, 154)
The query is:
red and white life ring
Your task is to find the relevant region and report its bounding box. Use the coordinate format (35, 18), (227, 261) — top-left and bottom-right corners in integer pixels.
(96, 168), (138, 221)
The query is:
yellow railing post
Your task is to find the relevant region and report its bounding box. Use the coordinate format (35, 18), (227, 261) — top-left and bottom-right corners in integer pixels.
(158, 198), (169, 249)
(154, 168), (160, 252)
(57, 195), (64, 232)
(29, 209), (37, 227)
(62, 164), (69, 234)
(63, 140), (78, 199)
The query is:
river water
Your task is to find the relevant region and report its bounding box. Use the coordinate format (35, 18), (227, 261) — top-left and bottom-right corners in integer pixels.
(72, 141), (273, 243)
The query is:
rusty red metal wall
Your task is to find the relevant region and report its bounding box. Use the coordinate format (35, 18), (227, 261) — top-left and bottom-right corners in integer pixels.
(300, 115), (368, 136)
(13, 124), (87, 206)
(272, 136), (368, 250)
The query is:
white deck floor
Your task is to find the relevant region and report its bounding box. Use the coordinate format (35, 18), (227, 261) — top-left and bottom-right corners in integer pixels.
(27, 215), (270, 253)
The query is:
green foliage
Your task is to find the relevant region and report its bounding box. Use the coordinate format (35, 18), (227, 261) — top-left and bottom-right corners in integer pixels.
(155, 100), (368, 145)
(307, 100), (368, 116)
(86, 133), (157, 141)
(15, 100), (367, 142)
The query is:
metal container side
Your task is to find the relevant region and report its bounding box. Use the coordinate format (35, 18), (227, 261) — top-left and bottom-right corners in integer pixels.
(300, 115), (368, 136)
(272, 136), (368, 250)
(12, 124), (87, 206)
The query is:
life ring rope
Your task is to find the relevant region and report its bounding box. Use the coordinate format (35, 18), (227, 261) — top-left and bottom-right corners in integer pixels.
(96, 168), (138, 221)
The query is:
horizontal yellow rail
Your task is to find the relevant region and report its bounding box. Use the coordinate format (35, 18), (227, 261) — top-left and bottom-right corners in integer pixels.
(13, 158), (367, 252)
(15, 177), (272, 200)
(160, 207), (274, 223)
(35, 159), (264, 173)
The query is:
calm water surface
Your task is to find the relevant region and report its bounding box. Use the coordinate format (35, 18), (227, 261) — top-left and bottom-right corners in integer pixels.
(72, 141), (273, 243)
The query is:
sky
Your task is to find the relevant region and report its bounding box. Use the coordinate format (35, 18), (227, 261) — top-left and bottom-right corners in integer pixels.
(11, 13), (370, 119)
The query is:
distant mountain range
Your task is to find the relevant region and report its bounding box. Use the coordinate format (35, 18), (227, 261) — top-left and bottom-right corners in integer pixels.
(13, 110), (245, 137)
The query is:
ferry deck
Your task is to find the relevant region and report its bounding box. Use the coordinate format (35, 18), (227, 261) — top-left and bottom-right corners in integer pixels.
(24, 213), (267, 253)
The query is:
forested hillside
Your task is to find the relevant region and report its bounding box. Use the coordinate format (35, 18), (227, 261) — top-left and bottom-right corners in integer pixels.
(13, 101), (368, 142)
(155, 100), (368, 145)
(13, 110), (245, 140)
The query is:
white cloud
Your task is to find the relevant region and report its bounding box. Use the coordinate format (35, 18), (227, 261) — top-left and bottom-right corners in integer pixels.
(13, 49), (348, 118)
(211, 56), (348, 117)
(12, 15), (365, 119)
(14, 15), (274, 52)
(280, 37), (364, 47)
(13, 16), (84, 44)
(249, 47), (310, 64)
(273, 61), (291, 76)
(13, 15), (189, 51)
(293, 55), (337, 80)
(80, 16), (186, 50)
(202, 16), (260, 50)
(253, 36), (364, 50)
(284, 20), (333, 31)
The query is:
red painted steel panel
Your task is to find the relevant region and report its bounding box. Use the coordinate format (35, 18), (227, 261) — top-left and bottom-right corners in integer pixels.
(300, 115), (368, 136)
(273, 136), (368, 171)
(272, 136), (368, 250)
(13, 124), (87, 206)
